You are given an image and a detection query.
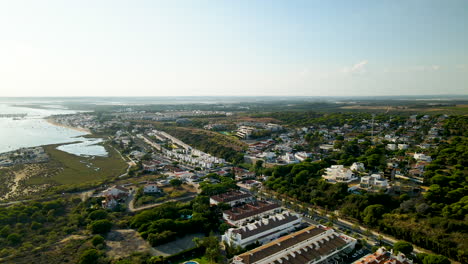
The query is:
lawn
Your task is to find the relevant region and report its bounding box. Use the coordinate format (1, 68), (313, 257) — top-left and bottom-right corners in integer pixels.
(26, 143), (128, 185)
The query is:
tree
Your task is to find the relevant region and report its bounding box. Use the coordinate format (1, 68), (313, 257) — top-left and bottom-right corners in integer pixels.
(421, 254), (451, 264)
(362, 204), (386, 226)
(194, 234), (222, 264)
(393, 241), (413, 255)
(294, 170), (309, 185)
(169, 179), (183, 188)
(79, 249), (100, 264)
(89, 219), (113, 234)
(88, 210), (108, 221)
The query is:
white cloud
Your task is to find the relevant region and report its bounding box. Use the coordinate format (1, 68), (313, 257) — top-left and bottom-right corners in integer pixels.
(383, 65), (441, 73)
(341, 60), (368, 74)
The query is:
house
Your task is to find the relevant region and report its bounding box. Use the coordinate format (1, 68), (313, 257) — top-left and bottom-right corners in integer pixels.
(353, 247), (413, 264)
(143, 183), (161, 194)
(360, 174), (389, 190)
(233, 167), (256, 180)
(222, 211), (302, 248)
(294, 151), (312, 162)
(237, 126), (256, 139)
(223, 201), (281, 226)
(414, 153), (432, 162)
(210, 190), (254, 206)
(350, 162), (365, 172)
(398, 144), (409, 150)
(174, 171), (195, 180)
(232, 225), (356, 264)
(142, 160), (160, 172)
(102, 185), (130, 198)
(322, 165), (357, 183)
(101, 195), (118, 209)
(386, 144), (397, 151)
(280, 153), (299, 164)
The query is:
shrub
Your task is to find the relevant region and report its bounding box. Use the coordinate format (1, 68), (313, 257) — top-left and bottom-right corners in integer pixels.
(88, 210), (108, 221)
(89, 219), (113, 234)
(7, 233), (21, 245)
(79, 248), (100, 264)
(91, 235), (105, 246)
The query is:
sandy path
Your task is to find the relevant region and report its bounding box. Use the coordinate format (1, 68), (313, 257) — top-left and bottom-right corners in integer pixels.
(4, 170), (28, 199)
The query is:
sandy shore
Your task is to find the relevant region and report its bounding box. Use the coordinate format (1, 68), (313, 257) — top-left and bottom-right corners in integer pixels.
(45, 118), (91, 133)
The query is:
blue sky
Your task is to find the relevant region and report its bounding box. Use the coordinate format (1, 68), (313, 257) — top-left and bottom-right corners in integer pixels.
(0, 0), (467, 96)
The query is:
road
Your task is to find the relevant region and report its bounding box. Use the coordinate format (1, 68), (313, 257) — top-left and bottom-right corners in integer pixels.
(256, 190), (432, 255)
(126, 191), (197, 213)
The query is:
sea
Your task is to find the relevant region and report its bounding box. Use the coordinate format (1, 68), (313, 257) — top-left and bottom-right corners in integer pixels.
(0, 103), (107, 157)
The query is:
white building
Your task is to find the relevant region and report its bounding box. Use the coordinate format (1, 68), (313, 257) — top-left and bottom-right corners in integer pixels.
(222, 211), (302, 248)
(350, 162), (365, 172)
(102, 185), (130, 198)
(360, 174), (389, 190)
(294, 151), (312, 162)
(143, 183), (161, 193)
(322, 165), (357, 183)
(353, 247), (413, 264)
(237, 126), (256, 139)
(281, 153), (299, 164)
(223, 201), (281, 226)
(210, 190), (254, 206)
(232, 225), (356, 264)
(386, 144), (397, 151)
(398, 144), (409, 150)
(414, 153), (432, 162)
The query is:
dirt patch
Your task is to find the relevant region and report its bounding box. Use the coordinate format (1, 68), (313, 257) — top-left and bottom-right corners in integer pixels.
(60, 234), (88, 243)
(106, 229), (152, 259)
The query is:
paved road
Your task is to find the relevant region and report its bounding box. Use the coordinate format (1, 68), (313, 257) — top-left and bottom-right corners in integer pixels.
(256, 190), (432, 255)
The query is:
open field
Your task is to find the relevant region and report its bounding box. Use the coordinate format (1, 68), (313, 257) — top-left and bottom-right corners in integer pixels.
(26, 143), (127, 186)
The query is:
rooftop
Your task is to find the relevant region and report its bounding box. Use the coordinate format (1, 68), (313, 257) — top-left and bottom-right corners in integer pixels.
(235, 225), (350, 264)
(211, 190), (253, 203)
(224, 201), (280, 221)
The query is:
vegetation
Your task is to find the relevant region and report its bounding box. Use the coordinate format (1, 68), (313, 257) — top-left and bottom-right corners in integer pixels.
(0, 197), (127, 263)
(147, 124), (246, 163)
(130, 196), (222, 247)
(27, 144), (127, 186)
(263, 116), (468, 263)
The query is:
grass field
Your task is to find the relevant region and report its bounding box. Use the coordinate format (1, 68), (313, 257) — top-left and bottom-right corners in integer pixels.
(27, 143), (128, 186)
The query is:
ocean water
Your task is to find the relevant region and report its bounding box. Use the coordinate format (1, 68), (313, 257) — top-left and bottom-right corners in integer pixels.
(0, 104), (107, 156)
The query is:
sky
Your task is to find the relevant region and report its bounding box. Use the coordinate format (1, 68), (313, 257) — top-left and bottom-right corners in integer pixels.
(0, 0), (467, 97)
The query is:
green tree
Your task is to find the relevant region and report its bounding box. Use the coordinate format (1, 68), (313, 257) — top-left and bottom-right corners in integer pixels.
(393, 241), (413, 255)
(88, 210), (108, 221)
(362, 204), (386, 226)
(169, 178), (183, 188)
(294, 170), (310, 185)
(194, 234), (222, 264)
(89, 219), (113, 234)
(421, 254), (451, 264)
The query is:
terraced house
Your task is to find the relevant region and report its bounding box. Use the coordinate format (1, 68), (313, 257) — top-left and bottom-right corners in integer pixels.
(232, 225), (356, 264)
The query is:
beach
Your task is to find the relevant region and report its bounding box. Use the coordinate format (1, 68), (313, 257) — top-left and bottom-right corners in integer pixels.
(45, 117), (91, 134)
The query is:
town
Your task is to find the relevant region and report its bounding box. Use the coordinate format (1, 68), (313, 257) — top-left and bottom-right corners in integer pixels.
(5, 107), (457, 264)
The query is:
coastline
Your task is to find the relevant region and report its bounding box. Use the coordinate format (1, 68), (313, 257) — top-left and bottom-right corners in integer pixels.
(45, 118), (91, 134)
